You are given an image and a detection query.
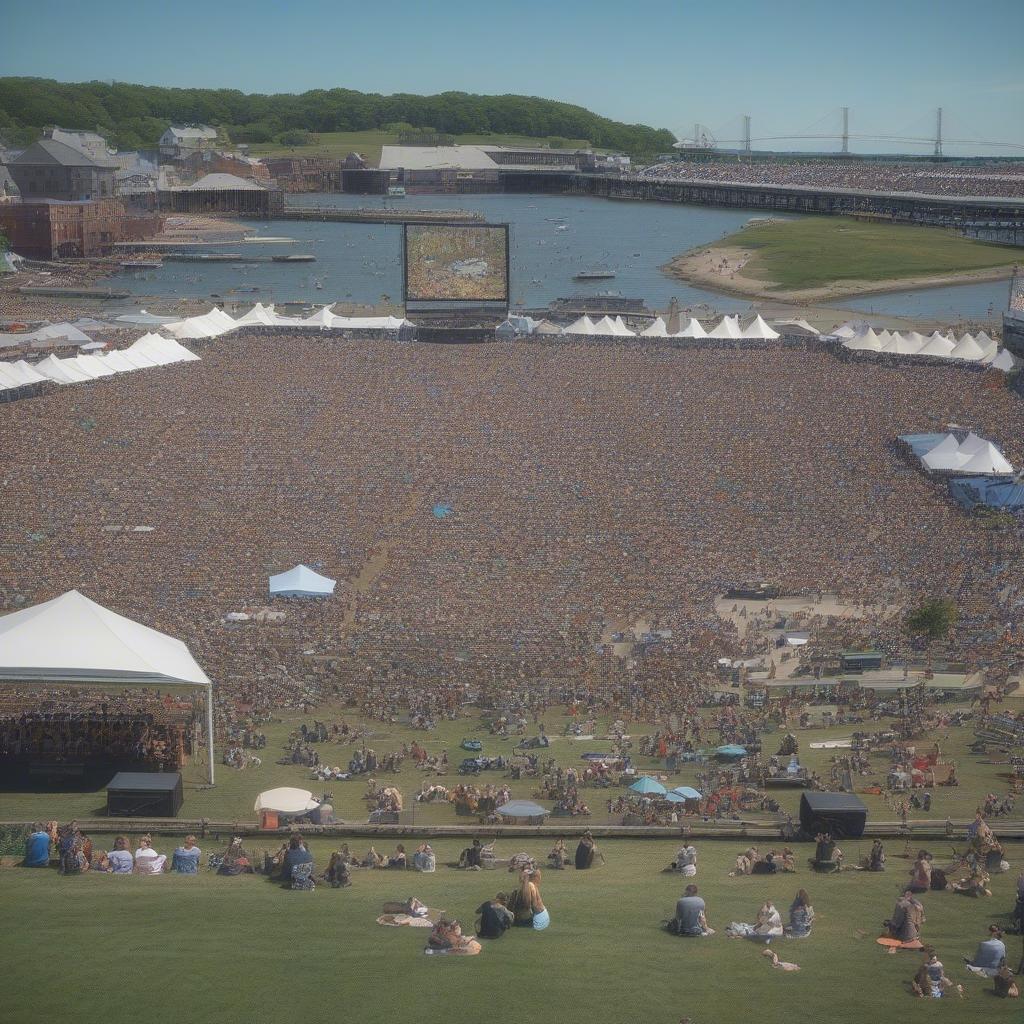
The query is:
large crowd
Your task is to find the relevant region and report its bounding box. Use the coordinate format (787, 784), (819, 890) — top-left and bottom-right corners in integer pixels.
(0, 334), (1022, 741)
(634, 157), (1024, 198)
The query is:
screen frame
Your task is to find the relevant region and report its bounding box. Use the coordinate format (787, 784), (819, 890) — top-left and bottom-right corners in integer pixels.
(402, 221), (511, 307)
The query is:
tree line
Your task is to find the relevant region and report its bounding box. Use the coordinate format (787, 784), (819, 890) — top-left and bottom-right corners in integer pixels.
(0, 78), (676, 158)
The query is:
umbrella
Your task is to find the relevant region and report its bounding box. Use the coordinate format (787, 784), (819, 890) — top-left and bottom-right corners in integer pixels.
(495, 800), (547, 818)
(672, 786), (702, 799)
(629, 776), (667, 795)
(715, 744), (747, 758)
(663, 792), (687, 803)
(253, 787), (320, 814)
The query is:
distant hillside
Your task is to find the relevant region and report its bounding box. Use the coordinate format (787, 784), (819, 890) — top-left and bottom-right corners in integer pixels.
(0, 78), (676, 158)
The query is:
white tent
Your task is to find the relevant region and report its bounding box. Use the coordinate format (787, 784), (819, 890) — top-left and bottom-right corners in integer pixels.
(118, 345), (161, 369)
(304, 305), (336, 328)
(949, 334), (986, 362)
(72, 354), (117, 378)
(129, 334), (181, 365)
(29, 323), (92, 345)
(918, 332), (956, 358)
(707, 315), (743, 339)
(844, 328), (882, 352)
(612, 316), (635, 337)
(641, 317), (669, 337)
(34, 354), (92, 384)
(269, 564), (336, 598)
(113, 310), (179, 325)
(254, 787), (320, 815)
(833, 322), (861, 339)
(959, 442), (1013, 475)
(991, 348), (1021, 372)
(903, 331), (929, 350)
(0, 364), (24, 390)
(564, 315), (598, 335)
(881, 332), (923, 355)
(99, 350), (140, 373)
(0, 590), (216, 782)
(534, 320), (563, 335)
(676, 317), (707, 339)
(592, 316), (619, 336)
(773, 318), (819, 335)
(234, 302), (278, 327)
(921, 434), (964, 471)
(741, 314), (780, 340)
(957, 432), (988, 457)
(8, 360), (49, 385)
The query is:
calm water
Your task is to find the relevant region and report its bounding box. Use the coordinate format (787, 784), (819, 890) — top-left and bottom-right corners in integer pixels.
(110, 192), (1012, 318)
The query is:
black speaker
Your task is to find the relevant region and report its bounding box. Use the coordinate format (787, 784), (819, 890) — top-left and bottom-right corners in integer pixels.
(799, 792), (867, 838)
(106, 772), (183, 817)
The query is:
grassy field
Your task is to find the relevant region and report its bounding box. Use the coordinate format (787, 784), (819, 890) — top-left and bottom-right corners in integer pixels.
(247, 130), (593, 167)
(3, 836), (1021, 1024)
(3, 700), (1021, 826)
(713, 216), (1018, 291)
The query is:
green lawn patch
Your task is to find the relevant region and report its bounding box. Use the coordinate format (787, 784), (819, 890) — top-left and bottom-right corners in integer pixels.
(716, 216), (1017, 291)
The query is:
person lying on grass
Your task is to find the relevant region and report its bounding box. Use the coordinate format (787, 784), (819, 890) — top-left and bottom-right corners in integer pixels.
(427, 918), (481, 955)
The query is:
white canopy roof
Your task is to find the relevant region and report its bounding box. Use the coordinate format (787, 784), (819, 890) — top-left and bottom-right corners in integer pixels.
(991, 348), (1021, 372)
(707, 315), (743, 339)
(34, 354), (92, 384)
(100, 350), (139, 373)
(565, 315), (597, 335)
(0, 590), (211, 686)
(0, 364), (23, 390)
(72, 354), (116, 378)
(921, 433), (964, 471)
(641, 317), (668, 337)
(918, 333), (956, 357)
(844, 328), (882, 352)
(881, 332), (924, 355)
(959, 442), (1013, 475)
(269, 564), (336, 597)
(832, 322), (860, 338)
(773, 318), (819, 335)
(8, 360), (49, 385)
(113, 310), (180, 325)
(254, 787), (320, 815)
(234, 302), (278, 327)
(676, 317), (707, 338)
(949, 334), (986, 361)
(741, 314), (780, 340)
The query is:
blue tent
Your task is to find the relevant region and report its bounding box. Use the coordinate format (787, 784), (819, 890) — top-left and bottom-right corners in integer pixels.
(629, 776), (667, 795)
(949, 475), (1024, 511)
(432, 503), (454, 520)
(672, 786), (702, 799)
(715, 744), (747, 758)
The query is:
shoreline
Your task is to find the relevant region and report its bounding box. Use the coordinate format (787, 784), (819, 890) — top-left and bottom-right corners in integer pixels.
(662, 244), (1016, 304)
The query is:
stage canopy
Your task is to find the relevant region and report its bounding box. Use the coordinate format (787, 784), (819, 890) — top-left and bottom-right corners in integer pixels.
(254, 787), (320, 815)
(0, 590), (217, 782)
(269, 564), (336, 598)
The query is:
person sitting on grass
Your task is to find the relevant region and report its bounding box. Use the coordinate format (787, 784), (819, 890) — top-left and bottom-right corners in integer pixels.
(786, 889), (814, 938)
(575, 831), (605, 870)
(910, 950), (961, 999)
(963, 925), (1006, 978)
(59, 835), (88, 875)
(23, 822), (51, 868)
(809, 833), (843, 873)
(362, 846), (384, 868)
(386, 844), (407, 869)
(548, 838), (570, 869)
(106, 836), (134, 874)
(993, 960), (1020, 998)
(886, 890), (925, 943)
(219, 837), (253, 876)
(427, 918), (481, 955)
(672, 843), (698, 877)
(323, 851), (353, 888)
(672, 884), (714, 936)
(412, 843), (436, 872)
(908, 850), (932, 894)
(459, 839), (484, 870)
(867, 839), (886, 872)
(476, 892), (514, 938)
(171, 836), (201, 874)
(952, 867), (992, 897)
(278, 833), (313, 885)
(727, 900), (784, 942)
(134, 835), (166, 874)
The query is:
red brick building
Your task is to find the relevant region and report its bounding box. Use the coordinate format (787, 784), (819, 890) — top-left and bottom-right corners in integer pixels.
(0, 199), (162, 259)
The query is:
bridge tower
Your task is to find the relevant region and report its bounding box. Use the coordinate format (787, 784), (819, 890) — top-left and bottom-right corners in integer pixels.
(743, 115), (751, 154)
(841, 107), (849, 154)
(934, 107), (943, 157)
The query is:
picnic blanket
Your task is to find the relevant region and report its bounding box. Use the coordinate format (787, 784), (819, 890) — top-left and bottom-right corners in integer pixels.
(423, 942), (481, 956)
(876, 936), (924, 950)
(377, 914), (435, 928)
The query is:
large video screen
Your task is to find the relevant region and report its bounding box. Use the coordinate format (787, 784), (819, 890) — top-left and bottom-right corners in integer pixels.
(404, 223), (509, 303)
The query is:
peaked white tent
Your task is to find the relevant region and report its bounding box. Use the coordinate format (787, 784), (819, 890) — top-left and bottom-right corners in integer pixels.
(564, 315), (598, 335)
(960, 442), (1013, 475)
(34, 354), (92, 384)
(9, 360), (49, 385)
(676, 317), (707, 339)
(72, 354), (116, 378)
(0, 364), (24, 390)
(707, 315), (743, 339)
(918, 333), (956, 358)
(99, 350), (140, 373)
(269, 564), (336, 598)
(844, 328), (882, 352)
(0, 590), (216, 782)
(949, 334), (986, 362)
(774, 318), (820, 336)
(641, 317), (669, 337)
(113, 310), (180, 325)
(741, 314), (780, 340)
(991, 348), (1021, 372)
(921, 433), (965, 471)
(234, 302), (278, 327)
(881, 332), (924, 355)
(304, 305), (336, 328)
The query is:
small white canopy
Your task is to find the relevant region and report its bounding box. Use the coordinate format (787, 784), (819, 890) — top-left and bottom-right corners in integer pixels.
(991, 348), (1021, 372)
(8, 360), (49, 385)
(707, 315), (743, 339)
(844, 328), (882, 352)
(113, 310), (179, 325)
(957, 432), (988, 457)
(741, 314), (780, 340)
(129, 334), (181, 365)
(918, 332), (956, 358)
(882, 332), (923, 355)
(773, 318), (819, 335)
(564, 315), (598, 335)
(676, 317), (707, 339)
(34, 354), (92, 384)
(593, 315), (619, 336)
(949, 334), (986, 362)
(72, 354), (116, 378)
(833, 322), (862, 339)
(533, 319), (563, 335)
(304, 305), (336, 328)
(234, 302), (278, 327)
(0, 364), (23, 390)
(269, 564), (336, 598)
(921, 433), (964, 471)
(641, 317), (669, 337)
(254, 787), (320, 815)
(99, 350), (139, 373)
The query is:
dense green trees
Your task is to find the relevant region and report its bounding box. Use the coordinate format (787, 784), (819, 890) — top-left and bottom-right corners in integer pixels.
(906, 598), (959, 640)
(0, 78), (675, 157)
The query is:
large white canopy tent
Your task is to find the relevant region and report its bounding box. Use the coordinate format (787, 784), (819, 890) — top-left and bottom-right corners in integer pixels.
(269, 564), (337, 598)
(0, 590), (217, 783)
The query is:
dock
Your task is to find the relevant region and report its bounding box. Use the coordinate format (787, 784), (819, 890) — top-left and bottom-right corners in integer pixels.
(278, 206), (484, 225)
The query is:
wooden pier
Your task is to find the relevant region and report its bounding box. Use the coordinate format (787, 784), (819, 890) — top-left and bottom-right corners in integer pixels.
(278, 206), (484, 225)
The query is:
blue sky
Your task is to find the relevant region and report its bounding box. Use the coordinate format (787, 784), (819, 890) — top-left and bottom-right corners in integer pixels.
(4, 0), (1023, 155)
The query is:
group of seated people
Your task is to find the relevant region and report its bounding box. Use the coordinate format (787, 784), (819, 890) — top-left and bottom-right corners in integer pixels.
(669, 885), (813, 941)
(23, 822), (201, 875)
(730, 845), (796, 876)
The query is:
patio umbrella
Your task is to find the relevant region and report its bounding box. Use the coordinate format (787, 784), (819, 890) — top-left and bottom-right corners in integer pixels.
(495, 800), (547, 818)
(663, 792), (687, 803)
(672, 786), (702, 799)
(629, 776), (667, 795)
(715, 744), (748, 758)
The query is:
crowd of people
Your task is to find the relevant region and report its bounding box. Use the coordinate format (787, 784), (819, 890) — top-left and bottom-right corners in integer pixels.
(1, 335), (1022, 747)
(634, 157), (1024, 199)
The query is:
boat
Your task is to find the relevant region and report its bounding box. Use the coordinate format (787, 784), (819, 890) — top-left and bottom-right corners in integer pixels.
(120, 259), (163, 270)
(271, 254), (316, 262)
(573, 270), (617, 281)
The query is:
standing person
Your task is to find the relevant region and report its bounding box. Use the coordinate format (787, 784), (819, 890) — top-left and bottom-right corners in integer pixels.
(23, 823), (51, 868)
(786, 890), (814, 938)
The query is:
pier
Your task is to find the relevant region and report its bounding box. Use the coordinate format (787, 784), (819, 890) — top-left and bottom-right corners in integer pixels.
(277, 205), (484, 225)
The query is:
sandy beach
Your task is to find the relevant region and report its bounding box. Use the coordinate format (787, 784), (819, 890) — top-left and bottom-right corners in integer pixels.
(664, 244), (1016, 305)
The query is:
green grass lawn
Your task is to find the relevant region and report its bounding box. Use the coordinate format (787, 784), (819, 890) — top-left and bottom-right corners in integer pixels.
(3, 700), (1021, 826)
(3, 837), (1020, 1024)
(714, 216), (1018, 291)
(248, 131), (592, 167)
